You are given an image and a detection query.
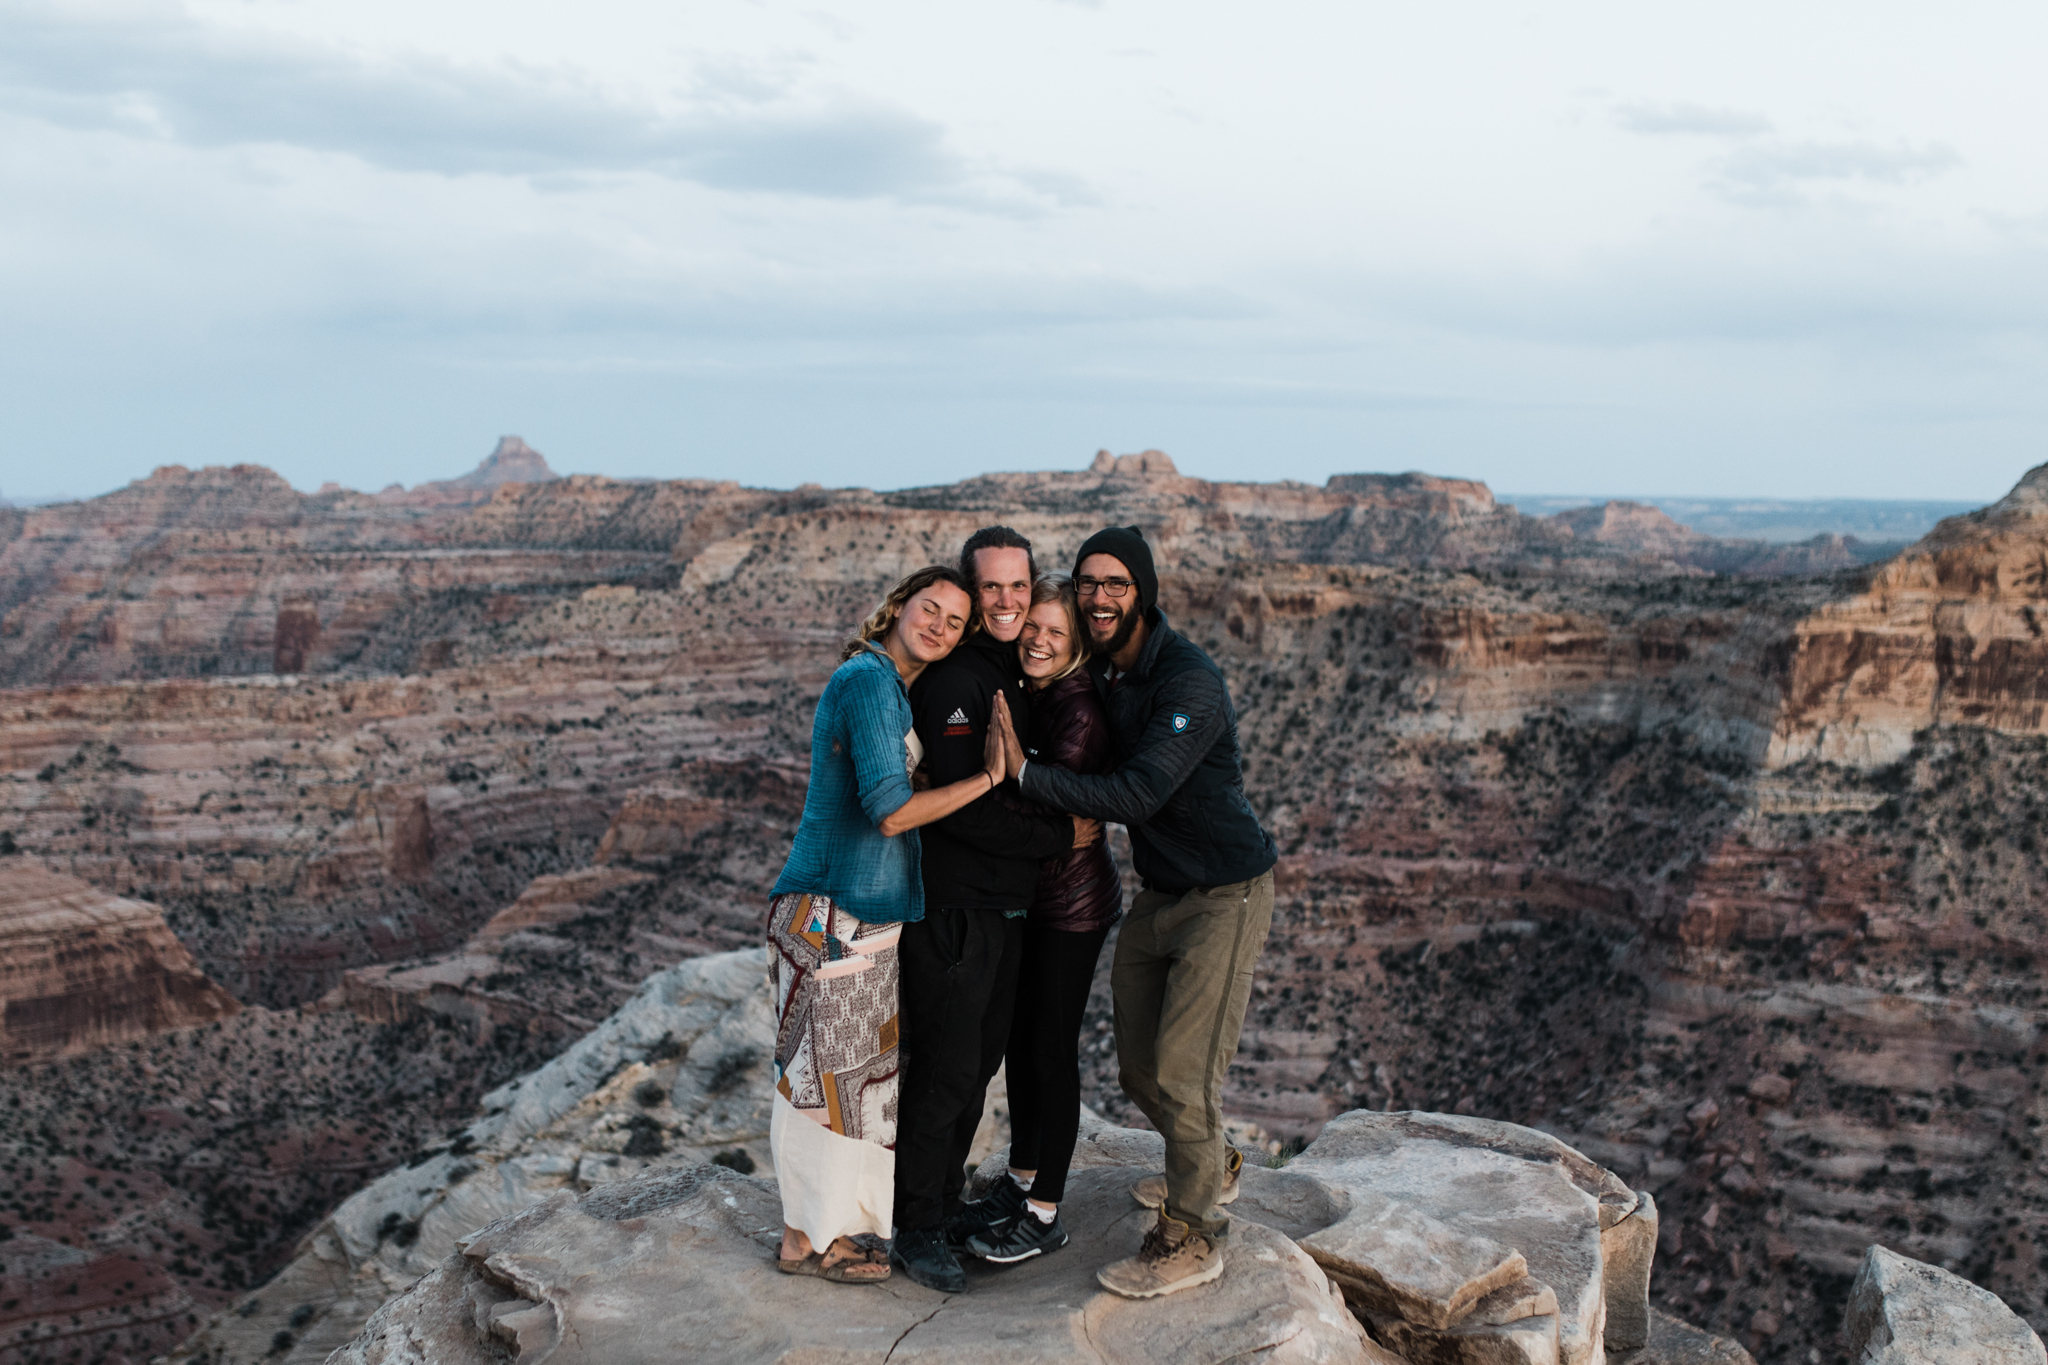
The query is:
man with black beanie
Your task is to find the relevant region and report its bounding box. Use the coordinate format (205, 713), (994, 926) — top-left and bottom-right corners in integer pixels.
(993, 524), (1276, 1299)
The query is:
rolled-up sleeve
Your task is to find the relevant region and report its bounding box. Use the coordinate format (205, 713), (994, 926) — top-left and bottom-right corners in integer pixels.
(840, 667), (914, 826)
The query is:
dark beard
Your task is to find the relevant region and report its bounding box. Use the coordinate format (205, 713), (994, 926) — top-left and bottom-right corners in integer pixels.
(1098, 604), (1142, 659)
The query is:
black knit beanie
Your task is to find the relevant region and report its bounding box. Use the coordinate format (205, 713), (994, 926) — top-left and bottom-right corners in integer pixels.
(1074, 525), (1157, 613)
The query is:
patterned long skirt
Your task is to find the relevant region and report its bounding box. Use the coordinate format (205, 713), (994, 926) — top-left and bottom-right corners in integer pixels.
(766, 892), (903, 1247)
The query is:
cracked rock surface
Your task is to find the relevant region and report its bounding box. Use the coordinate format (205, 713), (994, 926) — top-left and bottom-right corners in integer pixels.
(172, 948), (776, 1364)
(1288, 1110), (1650, 1364)
(324, 1091), (1732, 1365)
(331, 1163), (1370, 1365)
(159, 944), (1763, 1365)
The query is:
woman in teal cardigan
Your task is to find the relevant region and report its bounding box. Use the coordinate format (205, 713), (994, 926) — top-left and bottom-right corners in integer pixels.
(766, 564), (1008, 1284)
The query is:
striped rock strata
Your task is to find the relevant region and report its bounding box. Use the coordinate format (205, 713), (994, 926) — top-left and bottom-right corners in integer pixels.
(0, 860), (237, 1062)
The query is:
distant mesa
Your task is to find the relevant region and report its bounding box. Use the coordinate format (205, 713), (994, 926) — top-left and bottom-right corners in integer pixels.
(1504, 492), (1980, 547)
(1326, 471), (1497, 514)
(459, 436), (560, 490)
(1551, 499), (1702, 557)
(1547, 497), (1887, 575)
(375, 436), (561, 509)
(1091, 448), (1179, 477)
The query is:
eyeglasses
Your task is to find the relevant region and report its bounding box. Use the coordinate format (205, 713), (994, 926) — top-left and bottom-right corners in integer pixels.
(1075, 576), (1135, 598)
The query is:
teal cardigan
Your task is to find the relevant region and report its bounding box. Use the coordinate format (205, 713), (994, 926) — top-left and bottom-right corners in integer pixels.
(770, 646), (924, 922)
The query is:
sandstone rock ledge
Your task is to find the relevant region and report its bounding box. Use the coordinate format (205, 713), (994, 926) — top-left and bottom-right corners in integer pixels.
(330, 1107), (1746, 1365)
(174, 949), (779, 1364)
(1846, 1245), (2047, 1365)
(335, 1163), (1369, 1365)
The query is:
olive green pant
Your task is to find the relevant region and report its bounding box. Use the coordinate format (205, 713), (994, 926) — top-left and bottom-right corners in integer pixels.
(1111, 872), (1275, 1240)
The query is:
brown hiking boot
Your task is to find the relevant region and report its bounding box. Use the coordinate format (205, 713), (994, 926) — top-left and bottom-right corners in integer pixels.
(1130, 1144), (1244, 1211)
(1096, 1212), (1224, 1299)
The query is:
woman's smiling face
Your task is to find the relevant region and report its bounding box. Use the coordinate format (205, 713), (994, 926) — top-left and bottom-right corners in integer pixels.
(1018, 600), (1078, 684)
(892, 582), (972, 666)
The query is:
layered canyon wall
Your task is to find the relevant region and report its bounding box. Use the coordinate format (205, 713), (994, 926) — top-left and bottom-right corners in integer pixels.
(2, 446), (2044, 1365)
(1768, 464), (2048, 768)
(0, 445), (1863, 693)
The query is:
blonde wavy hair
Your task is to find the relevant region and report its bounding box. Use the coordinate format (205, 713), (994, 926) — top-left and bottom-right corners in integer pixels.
(840, 565), (977, 663)
(1027, 573), (1092, 683)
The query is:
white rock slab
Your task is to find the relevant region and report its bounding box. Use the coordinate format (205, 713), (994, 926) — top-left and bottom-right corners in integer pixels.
(1846, 1245), (2046, 1365)
(1301, 1190), (1528, 1332)
(1288, 1111), (1643, 1365)
(177, 954), (1705, 1365)
(1601, 1192), (1658, 1352)
(330, 1162), (1376, 1365)
(171, 948), (777, 1365)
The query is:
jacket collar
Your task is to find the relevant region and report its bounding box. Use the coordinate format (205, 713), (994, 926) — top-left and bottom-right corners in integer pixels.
(966, 628), (1018, 665)
(1036, 668), (1096, 700)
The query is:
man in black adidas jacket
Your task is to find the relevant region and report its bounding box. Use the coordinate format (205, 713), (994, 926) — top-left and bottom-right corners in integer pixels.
(994, 524), (1277, 1301)
(889, 526), (1099, 1294)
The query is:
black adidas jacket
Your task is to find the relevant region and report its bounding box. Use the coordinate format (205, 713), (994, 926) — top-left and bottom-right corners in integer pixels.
(1017, 609), (1276, 893)
(909, 629), (1074, 911)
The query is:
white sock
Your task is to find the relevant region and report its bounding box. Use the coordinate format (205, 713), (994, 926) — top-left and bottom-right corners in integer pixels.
(1028, 1202), (1057, 1224)
(1008, 1171), (1033, 1192)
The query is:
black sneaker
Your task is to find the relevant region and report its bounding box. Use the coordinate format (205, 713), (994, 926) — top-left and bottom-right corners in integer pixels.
(966, 1209), (1068, 1264)
(944, 1177), (1028, 1250)
(890, 1225), (967, 1294)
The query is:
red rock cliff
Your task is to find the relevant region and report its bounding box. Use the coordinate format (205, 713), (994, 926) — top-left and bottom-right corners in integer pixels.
(1769, 462), (2048, 767)
(0, 861), (239, 1061)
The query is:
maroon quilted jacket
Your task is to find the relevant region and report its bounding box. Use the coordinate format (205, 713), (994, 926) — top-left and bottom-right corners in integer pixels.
(1025, 671), (1122, 932)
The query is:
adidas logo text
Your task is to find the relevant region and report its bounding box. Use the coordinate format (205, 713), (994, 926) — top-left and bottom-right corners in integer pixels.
(946, 708), (970, 725)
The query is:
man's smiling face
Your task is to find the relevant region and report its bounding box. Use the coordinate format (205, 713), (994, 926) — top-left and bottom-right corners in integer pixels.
(1076, 551), (1140, 655)
(973, 546), (1034, 644)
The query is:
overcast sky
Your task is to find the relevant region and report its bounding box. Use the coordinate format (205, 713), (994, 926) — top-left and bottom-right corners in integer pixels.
(2, 0), (2044, 502)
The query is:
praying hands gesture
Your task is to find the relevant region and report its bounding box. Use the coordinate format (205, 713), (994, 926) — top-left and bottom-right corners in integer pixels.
(992, 691), (1028, 776)
(994, 693), (1102, 850)
(984, 696), (1009, 787)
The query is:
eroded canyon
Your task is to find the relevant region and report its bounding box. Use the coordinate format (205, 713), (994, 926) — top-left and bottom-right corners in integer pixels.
(2, 442), (2043, 1364)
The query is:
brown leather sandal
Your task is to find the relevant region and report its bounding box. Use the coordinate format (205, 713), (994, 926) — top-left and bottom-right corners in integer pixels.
(777, 1240), (889, 1283)
(776, 1250), (826, 1277)
(819, 1241), (890, 1284)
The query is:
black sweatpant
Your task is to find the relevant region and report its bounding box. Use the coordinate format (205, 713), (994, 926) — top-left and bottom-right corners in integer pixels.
(1004, 922), (1111, 1206)
(893, 906), (1023, 1232)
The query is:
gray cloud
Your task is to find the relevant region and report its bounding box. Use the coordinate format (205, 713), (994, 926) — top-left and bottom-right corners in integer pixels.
(1611, 99), (1964, 204)
(0, 1), (972, 199)
(1715, 138), (1963, 192)
(1613, 101), (1774, 137)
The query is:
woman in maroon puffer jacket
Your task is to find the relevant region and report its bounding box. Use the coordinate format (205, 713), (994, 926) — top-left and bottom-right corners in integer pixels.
(962, 574), (1121, 1265)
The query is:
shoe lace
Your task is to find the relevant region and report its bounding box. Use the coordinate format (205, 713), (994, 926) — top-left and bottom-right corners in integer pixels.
(1139, 1219), (1197, 1263)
